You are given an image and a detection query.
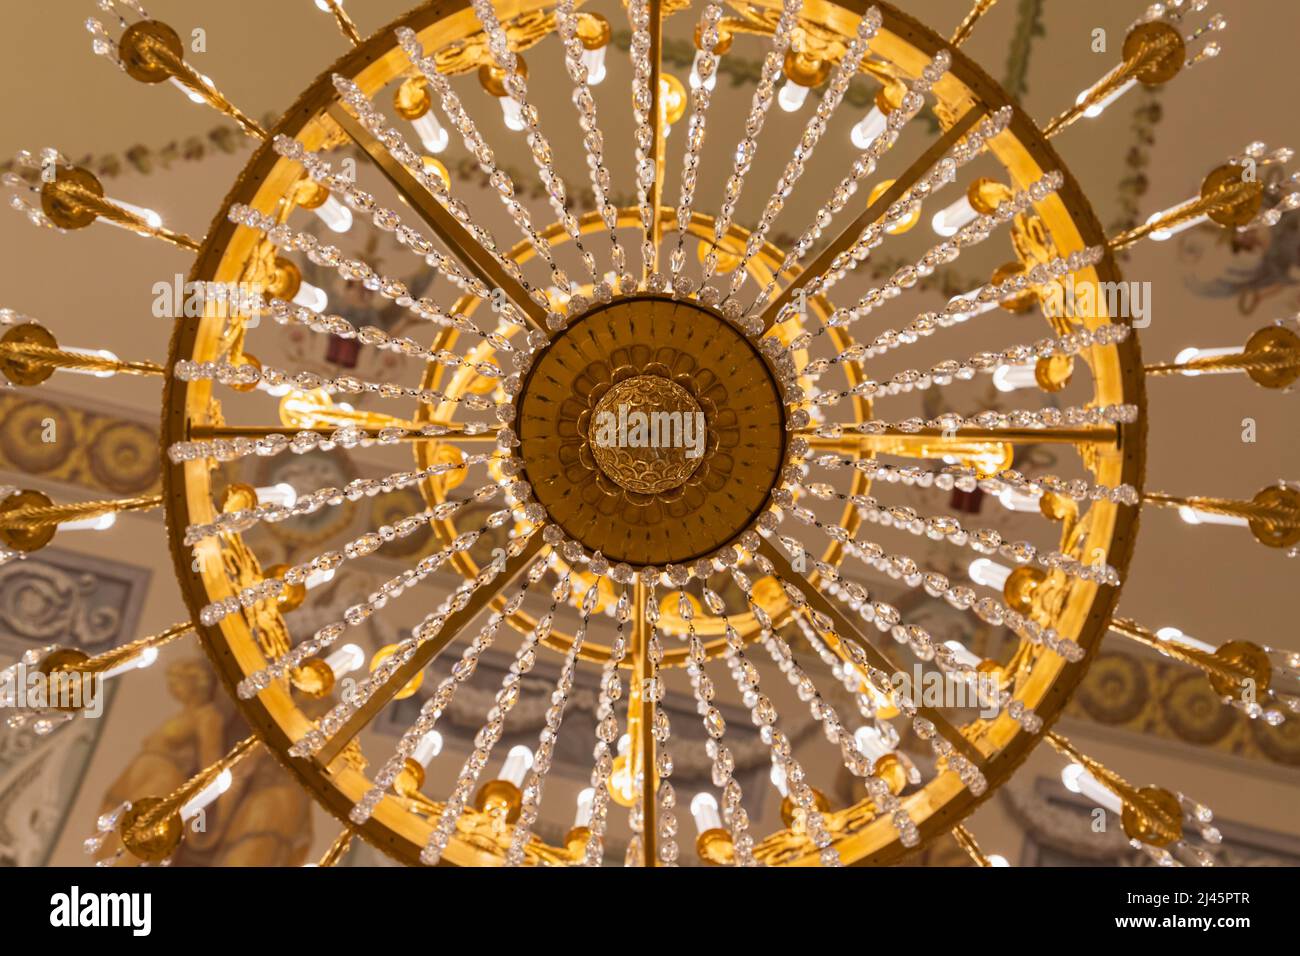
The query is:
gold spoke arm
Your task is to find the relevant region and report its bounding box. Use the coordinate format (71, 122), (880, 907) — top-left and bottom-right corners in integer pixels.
(952, 823), (992, 866)
(950, 0), (998, 47)
(757, 539), (988, 768)
(319, 0), (362, 45)
(314, 533), (547, 767)
(0, 492), (162, 532)
(760, 106), (986, 332)
(325, 103), (549, 333)
(46, 622), (193, 678)
(630, 579), (657, 867)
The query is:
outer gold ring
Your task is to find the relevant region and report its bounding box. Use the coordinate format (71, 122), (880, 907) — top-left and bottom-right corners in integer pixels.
(163, 0), (1144, 866)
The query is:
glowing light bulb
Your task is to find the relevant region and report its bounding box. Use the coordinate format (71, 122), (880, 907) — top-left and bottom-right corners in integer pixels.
(499, 745), (534, 787)
(63, 346), (119, 378)
(581, 45), (607, 85)
(304, 566), (335, 590)
(500, 97), (527, 131)
(777, 79), (810, 112)
(931, 194), (978, 237)
(1076, 77), (1136, 119)
(850, 107), (887, 150)
(690, 792), (722, 834)
(1177, 505), (1248, 528)
(101, 646), (159, 681)
(992, 363), (1039, 392)
(324, 643), (365, 679)
(179, 768), (232, 821)
(411, 111), (449, 154)
(1060, 762), (1123, 814)
(254, 483), (297, 509)
(573, 787), (596, 828)
(968, 557), (1012, 590)
(313, 195), (353, 233)
(997, 487), (1042, 513)
(291, 280), (328, 313)
(942, 640), (983, 669)
(1156, 626), (1218, 654)
(59, 511), (117, 532)
(107, 198), (162, 232)
(411, 729), (444, 767)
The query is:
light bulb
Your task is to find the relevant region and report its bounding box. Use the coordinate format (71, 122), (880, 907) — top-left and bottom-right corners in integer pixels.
(850, 107), (887, 150)
(1177, 505), (1248, 528)
(997, 487), (1042, 513)
(573, 787), (596, 828)
(852, 726), (892, 764)
(777, 80), (810, 112)
(1156, 626), (1217, 654)
(179, 768), (232, 821)
(107, 198), (162, 232)
(992, 363), (1039, 392)
(1077, 77), (1136, 119)
(581, 45), (607, 86)
(968, 557), (1012, 590)
(942, 640), (983, 669)
(500, 97), (527, 131)
(324, 643), (365, 679)
(988, 854), (1010, 867)
(169, 76), (209, 105)
(62, 347), (119, 378)
(1060, 763), (1123, 814)
(313, 195), (353, 233)
(59, 511), (117, 532)
(304, 566), (335, 590)
(411, 729), (444, 767)
(690, 792), (722, 834)
(254, 482), (297, 508)
(411, 112), (449, 154)
(1173, 345), (1236, 375)
(1146, 207), (1207, 242)
(101, 646), (159, 681)
(499, 744), (534, 786)
(291, 280), (328, 313)
(931, 194), (978, 237)
(769, 761), (789, 797)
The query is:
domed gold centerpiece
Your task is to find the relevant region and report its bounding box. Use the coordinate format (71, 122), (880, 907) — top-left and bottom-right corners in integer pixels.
(516, 295), (786, 566)
(588, 374), (705, 494)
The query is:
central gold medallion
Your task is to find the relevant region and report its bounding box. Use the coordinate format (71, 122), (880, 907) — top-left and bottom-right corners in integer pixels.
(589, 375), (704, 494)
(516, 295), (787, 566)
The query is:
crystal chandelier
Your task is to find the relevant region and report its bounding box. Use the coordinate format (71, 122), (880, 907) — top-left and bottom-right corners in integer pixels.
(1, 0), (1297, 869)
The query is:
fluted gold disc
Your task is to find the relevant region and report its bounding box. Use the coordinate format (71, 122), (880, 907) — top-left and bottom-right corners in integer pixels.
(516, 295), (786, 565)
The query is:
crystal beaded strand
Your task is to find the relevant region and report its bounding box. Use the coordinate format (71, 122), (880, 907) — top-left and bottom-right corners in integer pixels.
(330, 72), (550, 312)
(747, 50), (950, 315)
(721, 8), (882, 303)
(420, 570), (572, 865)
(581, 588), (632, 865)
(396, 28), (575, 296)
(504, 575), (603, 864)
(640, 580), (680, 865)
(467, 0), (599, 284)
(699, 0), (805, 289)
(351, 557), (550, 824)
(627, 0), (658, 282)
(669, 1), (724, 281)
(701, 584), (842, 865)
(285, 526), (544, 759)
(555, 0), (626, 280)
(729, 568), (924, 846)
(680, 592), (758, 865)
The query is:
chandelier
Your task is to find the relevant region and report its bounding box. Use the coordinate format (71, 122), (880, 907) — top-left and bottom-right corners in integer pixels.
(1, 0), (1297, 869)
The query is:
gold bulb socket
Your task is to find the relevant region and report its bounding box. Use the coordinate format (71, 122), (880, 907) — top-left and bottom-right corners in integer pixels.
(478, 56), (527, 98)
